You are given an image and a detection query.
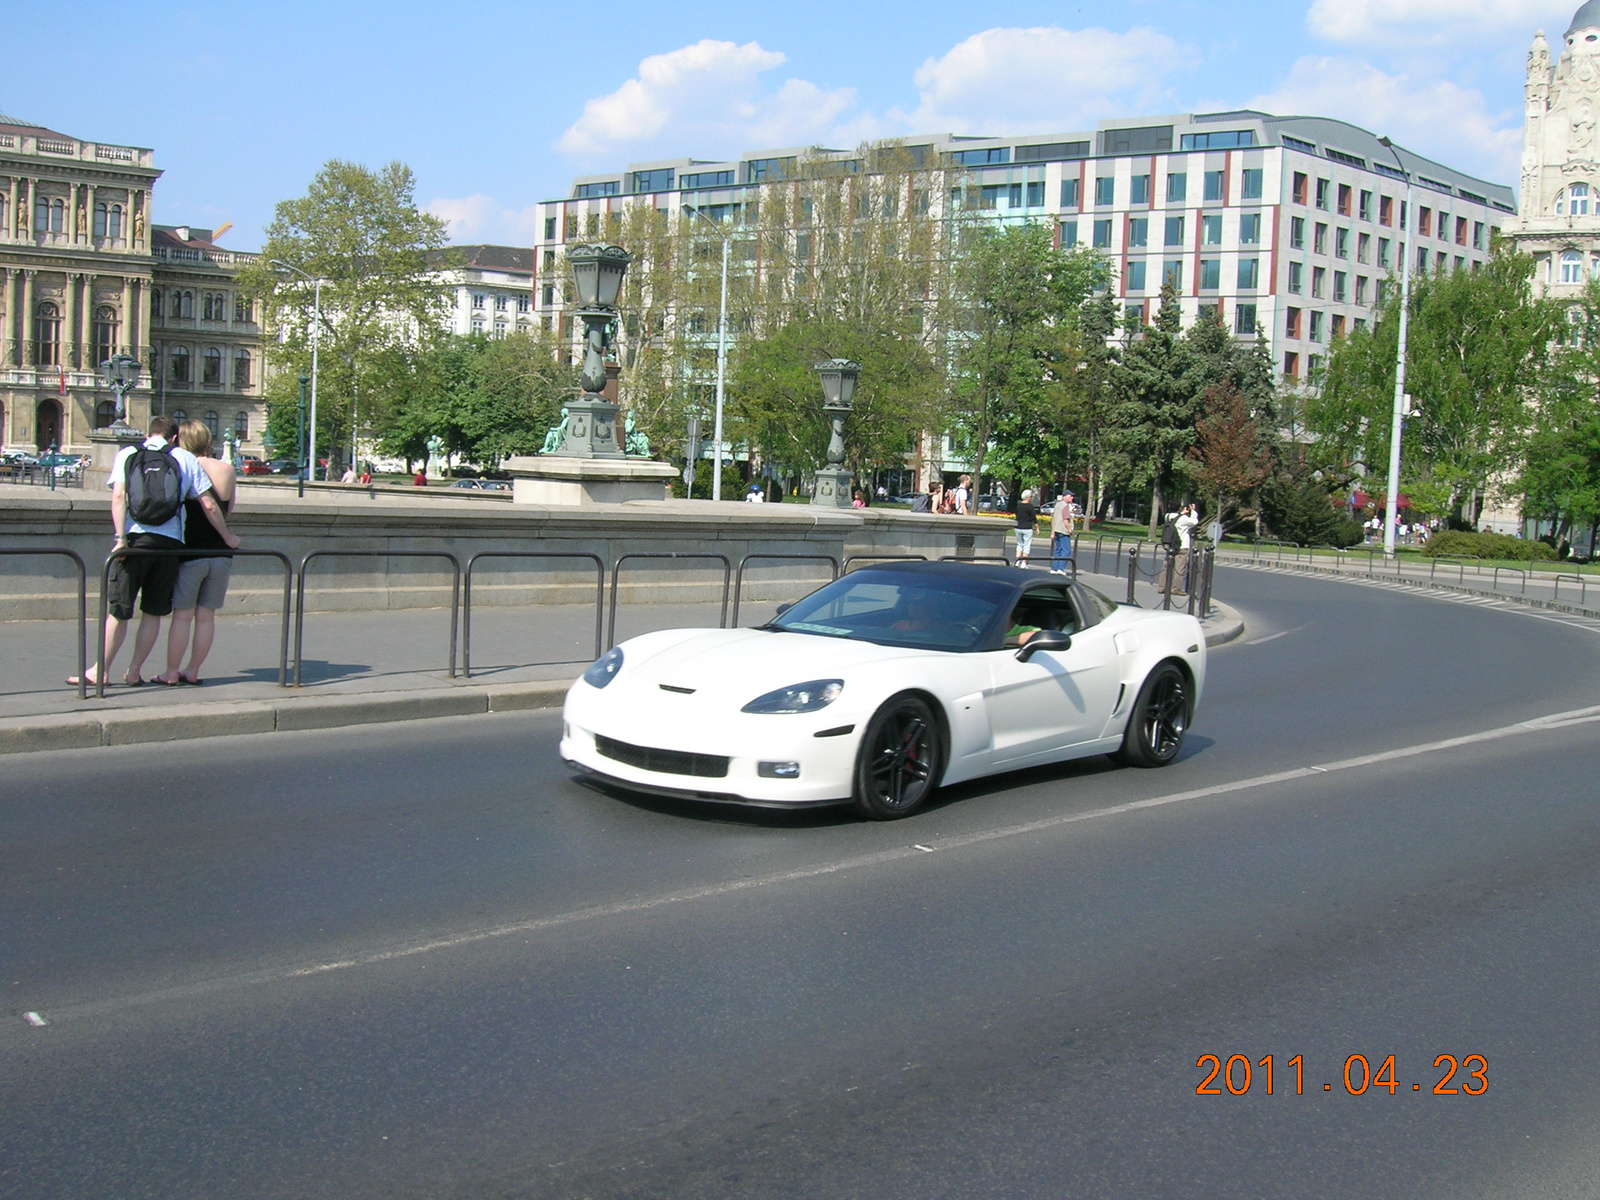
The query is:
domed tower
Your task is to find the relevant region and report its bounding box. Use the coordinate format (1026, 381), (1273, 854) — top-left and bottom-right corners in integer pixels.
(1505, 2), (1600, 296)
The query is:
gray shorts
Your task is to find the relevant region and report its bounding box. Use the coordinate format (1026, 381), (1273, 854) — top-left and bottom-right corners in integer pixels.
(171, 556), (232, 611)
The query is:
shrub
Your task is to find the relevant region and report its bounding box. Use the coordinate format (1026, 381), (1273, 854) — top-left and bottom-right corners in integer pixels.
(1260, 477), (1365, 548)
(1419, 530), (1556, 561)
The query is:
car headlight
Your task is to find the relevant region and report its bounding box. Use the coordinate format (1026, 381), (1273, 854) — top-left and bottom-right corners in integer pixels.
(583, 646), (624, 689)
(741, 679), (844, 714)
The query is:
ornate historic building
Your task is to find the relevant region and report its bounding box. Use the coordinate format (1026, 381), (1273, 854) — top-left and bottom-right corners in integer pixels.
(0, 111), (264, 454)
(1505, 2), (1600, 296)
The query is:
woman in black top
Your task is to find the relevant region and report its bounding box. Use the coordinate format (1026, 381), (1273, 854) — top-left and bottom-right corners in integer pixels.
(156, 421), (238, 685)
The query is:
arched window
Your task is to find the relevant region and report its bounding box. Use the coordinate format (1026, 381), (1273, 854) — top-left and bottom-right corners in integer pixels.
(33, 198), (47, 232)
(1558, 184), (1592, 216)
(203, 410), (220, 438)
(233, 411), (249, 440)
(170, 345), (190, 383)
(1562, 251), (1584, 283)
(233, 349), (251, 388)
(203, 347), (222, 385)
(33, 302), (61, 365)
(94, 202), (107, 238)
(150, 288), (163, 318)
(49, 199), (63, 233)
(170, 408), (187, 423)
(108, 204), (122, 239)
(95, 400), (116, 429)
(181, 291), (194, 318)
(203, 293), (219, 321)
(234, 296), (252, 323)
(93, 306), (118, 364)
(148, 347), (160, 378)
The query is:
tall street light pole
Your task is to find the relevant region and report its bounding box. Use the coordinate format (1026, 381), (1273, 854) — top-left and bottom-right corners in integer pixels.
(1377, 137), (1414, 560)
(685, 206), (730, 501)
(270, 260), (325, 487)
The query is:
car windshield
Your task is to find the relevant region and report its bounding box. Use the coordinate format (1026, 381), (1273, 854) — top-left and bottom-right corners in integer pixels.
(767, 570), (1015, 652)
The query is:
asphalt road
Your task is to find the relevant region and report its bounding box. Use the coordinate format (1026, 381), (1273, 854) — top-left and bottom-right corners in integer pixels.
(4, 566), (1600, 1199)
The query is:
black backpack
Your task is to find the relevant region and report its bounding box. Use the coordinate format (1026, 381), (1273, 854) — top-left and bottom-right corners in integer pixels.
(1160, 517), (1181, 551)
(126, 445), (184, 527)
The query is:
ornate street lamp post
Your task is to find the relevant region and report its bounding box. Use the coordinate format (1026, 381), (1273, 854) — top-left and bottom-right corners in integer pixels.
(97, 353), (143, 440)
(811, 358), (859, 507)
(553, 244), (632, 459)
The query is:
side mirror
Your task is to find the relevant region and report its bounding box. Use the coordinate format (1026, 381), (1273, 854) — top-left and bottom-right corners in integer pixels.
(1016, 629), (1071, 661)
(775, 602), (794, 617)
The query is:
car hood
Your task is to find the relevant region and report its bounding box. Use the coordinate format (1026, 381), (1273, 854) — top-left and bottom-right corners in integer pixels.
(619, 627), (934, 707)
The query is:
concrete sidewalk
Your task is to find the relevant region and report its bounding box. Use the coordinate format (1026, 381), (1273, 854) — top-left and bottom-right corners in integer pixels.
(0, 570), (1241, 754)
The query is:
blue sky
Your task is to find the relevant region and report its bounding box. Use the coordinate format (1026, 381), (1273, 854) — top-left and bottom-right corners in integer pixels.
(2, 0), (1577, 248)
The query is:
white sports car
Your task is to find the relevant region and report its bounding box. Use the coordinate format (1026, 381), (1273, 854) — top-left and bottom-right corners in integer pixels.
(561, 561), (1206, 820)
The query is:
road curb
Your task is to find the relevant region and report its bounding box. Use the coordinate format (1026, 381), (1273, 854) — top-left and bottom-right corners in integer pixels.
(1202, 601), (1245, 647)
(0, 679), (573, 756)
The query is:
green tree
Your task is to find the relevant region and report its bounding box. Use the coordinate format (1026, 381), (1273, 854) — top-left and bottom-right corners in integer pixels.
(1106, 281), (1199, 533)
(238, 160), (454, 471)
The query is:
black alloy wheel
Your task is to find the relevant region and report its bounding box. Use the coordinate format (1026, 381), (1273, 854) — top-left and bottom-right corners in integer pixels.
(1116, 662), (1190, 767)
(853, 693), (945, 820)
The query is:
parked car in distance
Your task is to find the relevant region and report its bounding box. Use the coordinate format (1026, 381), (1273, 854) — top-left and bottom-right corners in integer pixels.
(268, 459), (300, 475)
(240, 457), (271, 476)
(481, 480), (511, 491)
(446, 478), (484, 490)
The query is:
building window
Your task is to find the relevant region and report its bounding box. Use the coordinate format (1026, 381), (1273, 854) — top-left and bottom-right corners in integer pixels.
(1356, 276), (1368, 305)
(1164, 260), (1183, 288)
(93, 305), (118, 363)
(1455, 217), (1469, 246)
(1308, 354), (1323, 379)
(1315, 178), (1330, 210)
(1125, 302), (1147, 327)
(1333, 271), (1347, 302)
(1241, 169), (1263, 200)
(1473, 222), (1486, 250)
(541, 285), (555, 306)
(471, 319), (485, 334)
(472, 294), (486, 309)
(1286, 307), (1302, 338)
(1310, 311), (1324, 342)
(36, 197), (65, 233)
(203, 410), (219, 437)
(1378, 238), (1391, 268)
(1206, 170), (1226, 203)
(1198, 303), (1220, 323)
(235, 296), (252, 323)
(1240, 213), (1261, 245)
(203, 347), (222, 385)
(109, 205), (122, 238)
(148, 347), (160, 378)
(517, 295), (531, 312)
(1166, 172), (1187, 203)
(1237, 258), (1260, 289)
(1314, 223), (1328, 255)
(1359, 190), (1373, 221)
(233, 349), (251, 388)
(1060, 178), (1081, 208)
(1332, 315), (1346, 339)
(151, 289), (163, 318)
(171, 345), (190, 383)
(544, 216), (557, 241)
(1559, 184), (1591, 216)
(1357, 232), (1371, 263)
(1436, 212), (1450, 241)
(1335, 228), (1349, 258)
(1312, 266), (1326, 298)
(170, 409), (187, 423)
(1418, 207), (1432, 236)
(1200, 259), (1221, 290)
(1235, 304), (1257, 335)
(1060, 220), (1079, 247)
(1288, 262), (1304, 293)
(95, 400), (116, 429)
(1379, 196), (1394, 226)
(203, 293), (221, 321)
(33, 302), (60, 365)
(1164, 216), (1185, 246)
(93, 202), (107, 237)
(1337, 184), (1352, 216)
(1093, 219), (1113, 248)
(1128, 218), (1149, 248)
(492, 295), (507, 310)
(1026, 180), (1045, 207)
(1290, 216), (1305, 249)
(174, 291), (193, 319)
(234, 411), (249, 440)
(1419, 245), (1431, 273)
(1127, 260), (1148, 291)
(1130, 175), (1151, 205)
(1202, 214), (1222, 245)
(1095, 177), (1115, 206)
(1292, 172), (1308, 205)
(1283, 351), (1299, 380)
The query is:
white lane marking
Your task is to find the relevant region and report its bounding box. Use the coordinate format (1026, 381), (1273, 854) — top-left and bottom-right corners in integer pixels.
(1244, 631), (1291, 645)
(25, 701), (1600, 1027)
(22, 1012), (45, 1027)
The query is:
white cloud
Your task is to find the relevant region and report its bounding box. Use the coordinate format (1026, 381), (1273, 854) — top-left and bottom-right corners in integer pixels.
(557, 39), (855, 161)
(1307, 0), (1555, 47)
(426, 194), (541, 243)
(1250, 56), (1522, 183)
(899, 26), (1193, 134)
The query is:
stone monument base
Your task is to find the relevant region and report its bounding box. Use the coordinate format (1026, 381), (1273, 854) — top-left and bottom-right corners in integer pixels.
(503, 455), (679, 505)
(85, 423), (145, 491)
(811, 467), (854, 508)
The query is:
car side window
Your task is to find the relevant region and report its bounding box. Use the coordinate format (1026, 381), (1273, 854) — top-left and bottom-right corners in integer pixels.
(1002, 586), (1082, 648)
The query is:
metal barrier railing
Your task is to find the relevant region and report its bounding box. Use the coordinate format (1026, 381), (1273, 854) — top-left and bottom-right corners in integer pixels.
(294, 550), (460, 686)
(1493, 565), (1528, 594)
(843, 554), (927, 573)
(2, 547), (88, 698)
(730, 554), (839, 627)
(1554, 574), (1589, 605)
(461, 551), (606, 679)
(1429, 556), (1477, 585)
(97, 547), (293, 698)
(607, 552), (732, 650)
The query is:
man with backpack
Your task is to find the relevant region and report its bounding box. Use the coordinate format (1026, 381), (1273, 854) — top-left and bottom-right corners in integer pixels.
(70, 415), (240, 687)
(1157, 504), (1200, 596)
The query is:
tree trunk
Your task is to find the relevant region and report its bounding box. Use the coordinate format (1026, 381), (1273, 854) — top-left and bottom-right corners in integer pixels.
(1148, 481), (1163, 538)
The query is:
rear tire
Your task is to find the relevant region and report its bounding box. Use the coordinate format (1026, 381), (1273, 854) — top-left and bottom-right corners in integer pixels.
(852, 693), (945, 820)
(1114, 662), (1190, 767)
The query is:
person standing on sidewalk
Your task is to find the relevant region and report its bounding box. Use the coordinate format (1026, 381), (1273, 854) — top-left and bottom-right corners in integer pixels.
(1159, 504), (1200, 596)
(70, 415), (238, 687)
(954, 474), (973, 516)
(1050, 491), (1080, 574)
(1014, 490), (1038, 567)
(156, 420), (238, 687)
